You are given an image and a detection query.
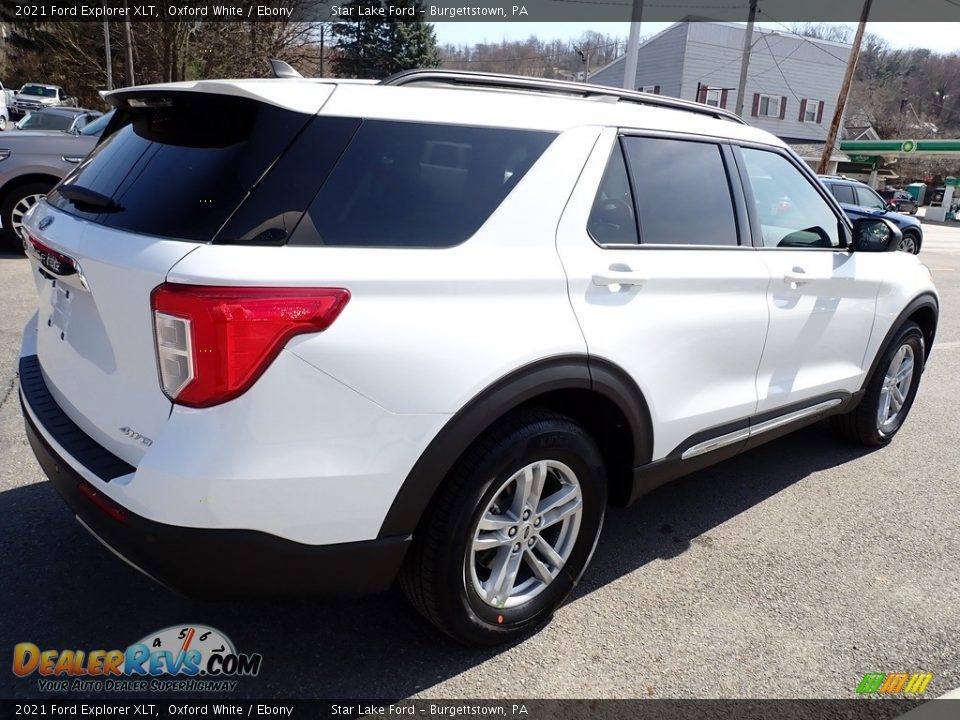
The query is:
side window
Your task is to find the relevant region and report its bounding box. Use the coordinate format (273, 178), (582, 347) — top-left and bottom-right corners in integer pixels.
(291, 121), (555, 248)
(829, 184), (856, 205)
(621, 136), (739, 246)
(740, 147), (842, 249)
(855, 186), (886, 211)
(587, 146), (638, 245)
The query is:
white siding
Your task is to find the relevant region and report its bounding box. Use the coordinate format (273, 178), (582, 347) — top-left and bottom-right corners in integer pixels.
(681, 23), (849, 142)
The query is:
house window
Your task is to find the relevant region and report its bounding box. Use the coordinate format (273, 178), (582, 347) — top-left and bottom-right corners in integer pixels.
(758, 94), (782, 117)
(639, 85), (660, 94)
(704, 88), (723, 107)
(803, 99), (818, 122)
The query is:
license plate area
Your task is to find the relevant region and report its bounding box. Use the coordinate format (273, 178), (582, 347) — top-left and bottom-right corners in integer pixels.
(48, 280), (73, 338)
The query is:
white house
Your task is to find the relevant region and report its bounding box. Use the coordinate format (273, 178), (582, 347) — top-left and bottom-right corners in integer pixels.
(590, 20), (852, 161)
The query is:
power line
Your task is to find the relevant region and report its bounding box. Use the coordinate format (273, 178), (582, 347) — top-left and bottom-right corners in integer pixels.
(756, 10), (852, 65)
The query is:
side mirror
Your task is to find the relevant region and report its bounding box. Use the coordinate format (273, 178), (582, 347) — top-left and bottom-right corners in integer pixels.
(851, 217), (902, 252)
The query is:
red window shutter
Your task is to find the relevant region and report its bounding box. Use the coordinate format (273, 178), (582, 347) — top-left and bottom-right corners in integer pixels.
(697, 85), (708, 104)
(654, 85), (661, 95)
(751, 93), (760, 117)
(816, 100), (825, 123)
(779, 96), (787, 120)
(720, 89), (729, 109)
(798, 98), (807, 122)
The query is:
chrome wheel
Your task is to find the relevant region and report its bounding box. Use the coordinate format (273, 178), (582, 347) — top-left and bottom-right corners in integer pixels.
(10, 193), (44, 241)
(469, 460), (583, 609)
(878, 344), (914, 434)
(898, 234), (918, 254)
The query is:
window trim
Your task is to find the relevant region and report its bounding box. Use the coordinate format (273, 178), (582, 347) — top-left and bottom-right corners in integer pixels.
(801, 98), (819, 123)
(757, 94), (782, 118)
(730, 142), (852, 252)
(590, 130), (750, 250)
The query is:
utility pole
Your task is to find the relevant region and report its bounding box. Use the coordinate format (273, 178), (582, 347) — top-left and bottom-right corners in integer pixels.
(103, 18), (113, 91)
(621, 0), (644, 90)
(123, 0), (135, 86)
(735, 0), (758, 117)
(575, 45), (589, 82)
(818, 0), (873, 175)
(319, 25), (325, 78)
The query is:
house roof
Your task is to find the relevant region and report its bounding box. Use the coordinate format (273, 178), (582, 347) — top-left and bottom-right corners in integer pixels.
(587, 18), (851, 82)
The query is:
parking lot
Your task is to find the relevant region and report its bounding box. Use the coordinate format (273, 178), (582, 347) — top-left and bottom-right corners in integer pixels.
(1, 223), (958, 700)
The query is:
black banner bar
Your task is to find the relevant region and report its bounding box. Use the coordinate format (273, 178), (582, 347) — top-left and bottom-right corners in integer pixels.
(5, 0), (960, 22)
(2, 700), (960, 720)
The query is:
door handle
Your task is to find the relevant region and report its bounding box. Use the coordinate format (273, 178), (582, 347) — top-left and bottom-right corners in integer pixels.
(783, 268), (808, 288)
(61, 156), (83, 164)
(592, 269), (647, 287)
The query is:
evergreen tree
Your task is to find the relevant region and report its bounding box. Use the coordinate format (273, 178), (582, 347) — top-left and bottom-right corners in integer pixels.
(331, 0), (441, 79)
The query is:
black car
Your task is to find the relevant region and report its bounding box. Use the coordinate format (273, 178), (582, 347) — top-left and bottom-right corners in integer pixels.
(879, 189), (919, 215)
(14, 107), (102, 134)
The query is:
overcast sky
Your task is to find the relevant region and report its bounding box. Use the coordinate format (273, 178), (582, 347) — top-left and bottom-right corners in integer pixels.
(433, 21), (960, 53)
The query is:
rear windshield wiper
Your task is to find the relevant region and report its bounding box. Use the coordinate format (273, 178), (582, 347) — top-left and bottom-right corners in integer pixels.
(58, 184), (124, 213)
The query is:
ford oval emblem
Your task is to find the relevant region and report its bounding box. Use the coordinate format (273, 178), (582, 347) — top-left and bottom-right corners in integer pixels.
(38, 216), (54, 231)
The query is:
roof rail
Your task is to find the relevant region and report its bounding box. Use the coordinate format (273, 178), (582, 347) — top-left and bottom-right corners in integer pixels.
(380, 69), (748, 125)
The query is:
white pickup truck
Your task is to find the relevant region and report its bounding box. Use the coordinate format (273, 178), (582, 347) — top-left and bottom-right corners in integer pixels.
(0, 81), (15, 130)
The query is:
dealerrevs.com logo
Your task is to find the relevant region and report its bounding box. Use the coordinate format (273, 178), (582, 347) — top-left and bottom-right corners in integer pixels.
(12, 625), (262, 693)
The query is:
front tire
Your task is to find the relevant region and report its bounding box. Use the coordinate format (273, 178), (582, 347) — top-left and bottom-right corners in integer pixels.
(898, 231), (920, 255)
(830, 322), (925, 446)
(400, 409), (607, 645)
(1, 181), (53, 249)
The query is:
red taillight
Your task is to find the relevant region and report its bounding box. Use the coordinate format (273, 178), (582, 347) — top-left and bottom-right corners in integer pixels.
(150, 284), (350, 408)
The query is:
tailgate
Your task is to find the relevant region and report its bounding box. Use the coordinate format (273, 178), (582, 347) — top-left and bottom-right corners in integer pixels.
(25, 204), (196, 466)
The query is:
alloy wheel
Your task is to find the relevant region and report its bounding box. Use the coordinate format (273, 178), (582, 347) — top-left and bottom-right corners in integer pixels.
(878, 344), (914, 434)
(898, 235), (918, 254)
(10, 193), (44, 241)
(468, 460), (583, 609)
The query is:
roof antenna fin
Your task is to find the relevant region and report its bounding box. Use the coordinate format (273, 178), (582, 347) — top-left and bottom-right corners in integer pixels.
(268, 59), (303, 79)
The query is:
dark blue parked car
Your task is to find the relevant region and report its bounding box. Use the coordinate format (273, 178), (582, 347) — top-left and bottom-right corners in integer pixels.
(819, 176), (923, 254)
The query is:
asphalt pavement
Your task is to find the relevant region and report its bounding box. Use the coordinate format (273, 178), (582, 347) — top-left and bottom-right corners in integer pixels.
(0, 223), (958, 700)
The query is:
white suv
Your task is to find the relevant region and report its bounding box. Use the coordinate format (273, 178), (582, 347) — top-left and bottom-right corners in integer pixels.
(18, 71), (938, 645)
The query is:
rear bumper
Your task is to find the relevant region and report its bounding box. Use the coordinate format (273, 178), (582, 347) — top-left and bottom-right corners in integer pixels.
(20, 355), (410, 598)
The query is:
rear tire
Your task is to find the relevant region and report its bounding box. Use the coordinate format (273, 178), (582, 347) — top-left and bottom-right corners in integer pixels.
(400, 408), (607, 646)
(830, 322), (924, 446)
(1, 181), (53, 250)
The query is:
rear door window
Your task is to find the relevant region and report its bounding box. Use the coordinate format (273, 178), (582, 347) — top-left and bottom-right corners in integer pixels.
(289, 121), (555, 248)
(828, 184), (856, 204)
(620, 136), (739, 246)
(47, 93), (316, 242)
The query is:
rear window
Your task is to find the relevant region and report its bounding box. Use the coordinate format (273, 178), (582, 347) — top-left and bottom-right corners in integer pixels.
(828, 184), (856, 204)
(289, 121), (556, 248)
(47, 93), (314, 242)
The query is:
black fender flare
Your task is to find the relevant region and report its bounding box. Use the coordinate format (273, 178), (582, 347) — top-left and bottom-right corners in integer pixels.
(377, 354), (652, 538)
(861, 292), (938, 390)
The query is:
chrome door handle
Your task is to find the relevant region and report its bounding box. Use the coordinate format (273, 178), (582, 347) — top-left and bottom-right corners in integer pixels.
(62, 156), (83, 164)
(592, 270), (647, 287)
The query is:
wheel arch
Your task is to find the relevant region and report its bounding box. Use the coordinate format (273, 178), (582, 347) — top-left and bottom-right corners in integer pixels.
(863, 292), (938, 387)
(0, 172), (61, 205)
(377, 355), (653, 538)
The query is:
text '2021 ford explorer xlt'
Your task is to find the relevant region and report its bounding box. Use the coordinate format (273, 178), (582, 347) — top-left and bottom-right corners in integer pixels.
(19, 71), (938, 645)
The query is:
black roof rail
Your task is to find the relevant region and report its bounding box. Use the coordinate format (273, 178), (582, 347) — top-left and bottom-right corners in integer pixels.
(380, 69), (748, 125)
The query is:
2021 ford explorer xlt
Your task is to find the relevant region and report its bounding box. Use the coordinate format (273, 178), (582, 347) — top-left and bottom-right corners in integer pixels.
(18, 71), (938, 645)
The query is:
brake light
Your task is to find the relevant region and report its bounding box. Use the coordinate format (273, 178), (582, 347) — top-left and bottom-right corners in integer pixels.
(150, 284), (350, 408)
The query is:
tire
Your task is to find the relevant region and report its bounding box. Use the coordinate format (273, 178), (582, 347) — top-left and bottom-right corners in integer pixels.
(0, 181), (52, 249)
(898, 231), (920, 255)
(0, 116), (7, 131)
(400, 408), (607, 646)
(830, 322), (925, 447)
